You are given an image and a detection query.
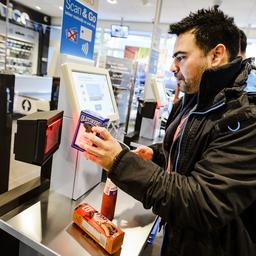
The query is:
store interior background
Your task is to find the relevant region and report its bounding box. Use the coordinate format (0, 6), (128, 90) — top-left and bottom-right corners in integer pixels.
(4, 0), (256, 194)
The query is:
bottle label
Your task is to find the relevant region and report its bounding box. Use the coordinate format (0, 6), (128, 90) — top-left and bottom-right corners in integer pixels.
(104, 185), (117, 196)
(104, 178), (117, 196)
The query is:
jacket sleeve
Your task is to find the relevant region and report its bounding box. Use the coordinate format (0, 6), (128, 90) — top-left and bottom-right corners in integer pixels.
(108, 115), (256, 232)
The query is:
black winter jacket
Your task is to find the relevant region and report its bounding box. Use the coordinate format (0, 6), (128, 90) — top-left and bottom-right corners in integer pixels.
(109, 58), (256, 256)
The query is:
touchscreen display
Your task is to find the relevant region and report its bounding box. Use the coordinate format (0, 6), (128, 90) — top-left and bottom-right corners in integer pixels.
(72, 71), (115, 118)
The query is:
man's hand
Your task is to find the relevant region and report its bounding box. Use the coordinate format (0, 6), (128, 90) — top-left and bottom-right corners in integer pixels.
(80, 126), (122, 171)
(132, 146), (153, 161)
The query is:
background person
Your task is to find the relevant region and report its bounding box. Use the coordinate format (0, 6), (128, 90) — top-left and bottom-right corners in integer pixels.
(238, 28), (247, 58)
(81, 6), (256, 256)
(238, 28), (256, 93)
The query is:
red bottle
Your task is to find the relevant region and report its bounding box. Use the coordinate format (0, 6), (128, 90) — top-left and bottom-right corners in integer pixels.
(100, 178), (118, 221)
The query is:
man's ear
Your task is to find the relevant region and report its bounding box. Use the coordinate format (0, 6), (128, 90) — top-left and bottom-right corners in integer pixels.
(210, 44), (228, 67)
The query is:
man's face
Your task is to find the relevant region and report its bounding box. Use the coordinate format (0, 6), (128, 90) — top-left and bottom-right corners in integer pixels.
(171, 31), (212, 94)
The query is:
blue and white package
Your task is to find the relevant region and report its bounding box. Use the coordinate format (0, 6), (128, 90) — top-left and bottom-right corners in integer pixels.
(71, 110), (109, 152)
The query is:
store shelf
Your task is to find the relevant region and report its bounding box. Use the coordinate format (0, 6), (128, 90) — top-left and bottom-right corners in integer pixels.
(7, 46), (31, 53)
(0, 35), (34, 75)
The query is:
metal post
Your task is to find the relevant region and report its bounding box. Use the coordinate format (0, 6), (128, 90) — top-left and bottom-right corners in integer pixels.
(143, 0), (163, 100)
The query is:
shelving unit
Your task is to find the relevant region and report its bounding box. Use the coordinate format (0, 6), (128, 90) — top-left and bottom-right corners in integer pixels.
(0, 35), (34, 75)
(0, 38), (5, 71)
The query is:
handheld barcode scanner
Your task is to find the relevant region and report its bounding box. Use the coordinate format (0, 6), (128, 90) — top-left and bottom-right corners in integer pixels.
(14, 109), (63, 185)
(14, 110), (63, 166)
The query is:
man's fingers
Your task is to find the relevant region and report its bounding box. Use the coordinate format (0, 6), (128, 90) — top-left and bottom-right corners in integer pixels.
(83, 147), (112, 171)
(83, 151), (96, 161)
(82, 142), (105, 157)
(83, 132), (106, 149)
(91, 126), (111, 140)
(132, 148), (145, 154)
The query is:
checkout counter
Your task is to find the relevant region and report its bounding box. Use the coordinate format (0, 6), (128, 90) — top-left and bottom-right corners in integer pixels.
(0, 183), (157, 256)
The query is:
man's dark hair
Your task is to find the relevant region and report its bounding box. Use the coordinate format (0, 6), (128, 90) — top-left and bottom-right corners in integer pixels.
(239, 29), (247, 54)
(169, 6), (240, 61)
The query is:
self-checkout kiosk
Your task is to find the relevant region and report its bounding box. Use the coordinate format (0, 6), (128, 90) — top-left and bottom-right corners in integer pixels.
(51, 62), (119, 200)
(124, 77), (168, 148)
(139, 78), (168, 139)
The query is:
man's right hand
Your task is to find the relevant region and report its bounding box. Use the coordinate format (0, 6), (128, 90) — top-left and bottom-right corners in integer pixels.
(132, 146), (153, 161)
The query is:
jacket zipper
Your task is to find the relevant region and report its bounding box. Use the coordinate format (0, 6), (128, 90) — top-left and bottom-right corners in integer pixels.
(174, 102), (226, 172)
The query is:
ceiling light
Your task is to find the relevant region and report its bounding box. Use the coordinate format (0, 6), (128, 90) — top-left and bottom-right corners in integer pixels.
(35, 6), (41, 10)
(59, 6), (63, 11)
(107, 0), (117, 4)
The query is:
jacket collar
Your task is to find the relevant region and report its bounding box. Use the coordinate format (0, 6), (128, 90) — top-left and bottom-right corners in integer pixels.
(196, 57), (250, 110)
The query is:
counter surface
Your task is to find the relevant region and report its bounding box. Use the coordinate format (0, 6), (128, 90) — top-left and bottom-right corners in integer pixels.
(0, 182), (156, 256)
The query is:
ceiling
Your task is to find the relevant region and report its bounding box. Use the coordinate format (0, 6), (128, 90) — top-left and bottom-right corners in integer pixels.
(13, 0), (256, 28)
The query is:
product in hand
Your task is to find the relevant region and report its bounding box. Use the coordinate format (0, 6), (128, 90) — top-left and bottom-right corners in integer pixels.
(72, 203), (124, 254)
(71, 110), (109, 152)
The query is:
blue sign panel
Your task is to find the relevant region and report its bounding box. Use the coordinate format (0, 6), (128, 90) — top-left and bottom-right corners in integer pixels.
(60, 0), (97, 60)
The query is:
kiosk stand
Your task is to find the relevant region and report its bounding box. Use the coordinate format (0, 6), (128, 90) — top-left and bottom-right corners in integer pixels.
(51, 62), (119, 200)
(124, 99), (157, 149)
(124, 77), (168, 149)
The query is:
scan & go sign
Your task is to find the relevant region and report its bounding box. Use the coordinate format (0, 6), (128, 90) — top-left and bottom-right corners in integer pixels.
(60, 0), (98, 60)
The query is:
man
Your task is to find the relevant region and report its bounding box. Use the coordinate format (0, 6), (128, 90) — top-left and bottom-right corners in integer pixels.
(81, 6), (256, 256)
